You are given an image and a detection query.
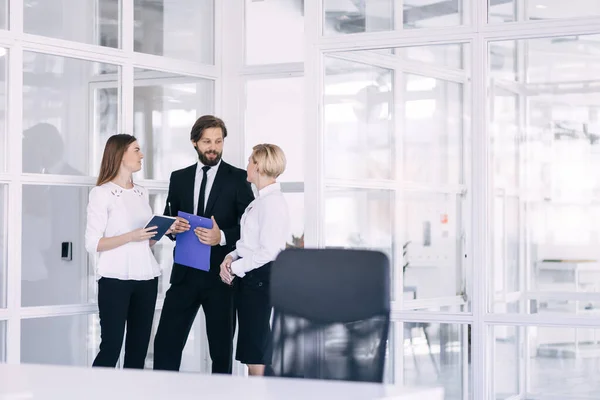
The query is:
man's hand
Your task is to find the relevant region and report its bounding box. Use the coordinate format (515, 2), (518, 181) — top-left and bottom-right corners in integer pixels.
(165, 220), (176, 235)
(170, 216), (190, 235)
(195, 216), (221, 246)
(220, 255), (234, 285)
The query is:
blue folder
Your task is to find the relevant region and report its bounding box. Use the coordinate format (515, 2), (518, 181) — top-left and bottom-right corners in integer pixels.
(174, 211), (213, 271)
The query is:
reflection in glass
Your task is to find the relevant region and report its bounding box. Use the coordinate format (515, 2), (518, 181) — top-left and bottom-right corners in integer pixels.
(245, 77), (304, 182)
(490, 34), (600, 315)
(245, 0), (303, 64)
(24, 0), (119, 47)
(403, 0), (465, 28)
(23, 52), (120, 176)
(134, 0), (214, 64)
(489, 41), (516, 80)
(383, 323), (395, 384)
(324, 0), (467, 34)
(403, 322), (470, 400)
(491, 89), (518, 188)
(325, 188), (394, 297)
(282, 192), (304, 248)
(403, 192), (468, 311)
(91, 87), (120, 175)
(0, 184), (5, 308)
(324, 43), (470, 310)
(323, 0), (393, 35)
(403, 75), (464, 185)
(21, 185), (95, 307)
(21, 314), (99, 366)
(488, 0), (516, 23)
(493, 325), (600, 399)
(0, 320), (5, 362)
(325, 45), (467, 183)
(325, 188), (393, 253)
(0, 50), (5, 172)
(492, 195), (520, 314)
(324, 56), (393, 180)
(399, 43), (465, 70)
(0, 1), (6, 30)
(130, 69), (214, 180)
(489, 0), (600, 23)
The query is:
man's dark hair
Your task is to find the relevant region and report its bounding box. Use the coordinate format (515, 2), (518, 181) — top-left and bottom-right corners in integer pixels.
(190, 115), (227, 142)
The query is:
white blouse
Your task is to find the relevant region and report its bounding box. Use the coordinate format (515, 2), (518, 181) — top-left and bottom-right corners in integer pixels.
(85, 182), (161, 280)
(229, 182), (290, 278)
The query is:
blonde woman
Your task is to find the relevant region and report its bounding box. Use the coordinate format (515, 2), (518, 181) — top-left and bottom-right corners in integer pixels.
(219, 144), (290, 376)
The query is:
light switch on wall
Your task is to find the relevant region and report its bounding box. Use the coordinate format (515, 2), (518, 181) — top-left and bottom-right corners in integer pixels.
(61, 242), (72, 261)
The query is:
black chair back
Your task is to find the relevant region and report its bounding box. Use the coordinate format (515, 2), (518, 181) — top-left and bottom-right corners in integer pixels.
(267, 248), (390, 383)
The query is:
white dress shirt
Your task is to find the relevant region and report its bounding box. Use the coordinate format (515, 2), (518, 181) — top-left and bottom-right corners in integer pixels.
(228, 182), (290, 278)
(194, 160), (226, 246)
(85, 182), (161, 280)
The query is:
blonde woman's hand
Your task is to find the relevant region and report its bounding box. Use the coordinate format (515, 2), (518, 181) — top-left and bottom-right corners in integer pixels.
(220, 256), (234, 285)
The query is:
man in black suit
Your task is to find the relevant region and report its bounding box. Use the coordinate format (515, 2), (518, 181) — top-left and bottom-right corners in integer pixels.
(153, 115), (254, 373)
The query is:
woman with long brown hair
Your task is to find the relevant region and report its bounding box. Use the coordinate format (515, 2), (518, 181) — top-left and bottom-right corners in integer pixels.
(85, 134), (167, 369)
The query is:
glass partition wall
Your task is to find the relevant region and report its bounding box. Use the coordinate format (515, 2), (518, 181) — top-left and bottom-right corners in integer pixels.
(307, 1), (600, 399)
(321, 40), (472, 398)
(487, 32), (600, 399)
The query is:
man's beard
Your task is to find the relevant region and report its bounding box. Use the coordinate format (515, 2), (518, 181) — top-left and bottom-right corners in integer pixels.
(197, 148), (222, 166)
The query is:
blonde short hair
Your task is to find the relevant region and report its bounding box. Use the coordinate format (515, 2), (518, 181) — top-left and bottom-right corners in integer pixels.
(251, 144), (286, 178)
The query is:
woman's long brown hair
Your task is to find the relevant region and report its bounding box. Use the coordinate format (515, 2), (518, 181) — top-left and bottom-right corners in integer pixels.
(96, 134), (137, 186)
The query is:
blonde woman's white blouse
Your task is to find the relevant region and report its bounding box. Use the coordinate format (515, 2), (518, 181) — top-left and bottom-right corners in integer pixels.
(228, 182), (290, 278)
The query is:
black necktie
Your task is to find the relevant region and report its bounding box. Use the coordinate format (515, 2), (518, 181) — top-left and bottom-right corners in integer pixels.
(197, 166), (210, 216)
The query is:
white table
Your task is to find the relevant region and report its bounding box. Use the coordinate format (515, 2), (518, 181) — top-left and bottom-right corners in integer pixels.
(0, 364), (444, 400)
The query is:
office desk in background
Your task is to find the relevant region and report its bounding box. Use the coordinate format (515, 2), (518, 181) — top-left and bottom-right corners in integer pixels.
(0, 363), (444, 400)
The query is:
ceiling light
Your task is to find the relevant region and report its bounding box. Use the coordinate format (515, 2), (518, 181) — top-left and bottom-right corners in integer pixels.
(536, 4), (547, 9)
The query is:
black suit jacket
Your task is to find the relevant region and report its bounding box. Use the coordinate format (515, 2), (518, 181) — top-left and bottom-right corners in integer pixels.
(164, 161), (254, 284)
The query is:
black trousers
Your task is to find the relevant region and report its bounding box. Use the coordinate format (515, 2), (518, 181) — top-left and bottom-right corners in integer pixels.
(153, 269), (235, 373)
(92, 277), (158, 369)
